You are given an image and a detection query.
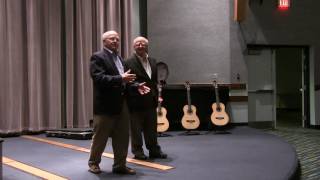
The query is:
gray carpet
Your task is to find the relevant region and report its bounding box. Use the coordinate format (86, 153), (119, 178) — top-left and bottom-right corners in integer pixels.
(2, 126), (298, 180)
(268, 127), (320, 180)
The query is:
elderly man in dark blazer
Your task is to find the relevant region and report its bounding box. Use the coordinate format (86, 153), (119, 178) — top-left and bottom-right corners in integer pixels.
(126, 36), (167, 160)
(88, 31), (150, 175)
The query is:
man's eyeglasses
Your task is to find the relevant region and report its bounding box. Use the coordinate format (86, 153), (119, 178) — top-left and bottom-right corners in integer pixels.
(106, 37), (119, 42)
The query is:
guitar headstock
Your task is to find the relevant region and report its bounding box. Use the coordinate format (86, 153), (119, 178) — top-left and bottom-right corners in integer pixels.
(184, 81), (190, 90)
(212, 73), (218, 88)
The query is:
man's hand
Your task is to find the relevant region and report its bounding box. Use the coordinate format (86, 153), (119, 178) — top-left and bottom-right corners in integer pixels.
(121, 69), (136, 83)
(137, 82), (150, 95)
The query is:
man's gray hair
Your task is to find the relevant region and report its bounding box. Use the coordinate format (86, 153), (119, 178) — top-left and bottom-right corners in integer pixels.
(102, 30), (118, 41)
(133, 36), (149, 45)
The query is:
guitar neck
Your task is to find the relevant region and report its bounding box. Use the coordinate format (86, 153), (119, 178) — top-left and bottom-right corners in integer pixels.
(186, 88), (192, 112)
(157, 86), (162, 112)
(214, 84), (221, 108)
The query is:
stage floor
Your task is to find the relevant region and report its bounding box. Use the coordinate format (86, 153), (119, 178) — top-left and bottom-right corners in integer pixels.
(2, 126), (298, 180)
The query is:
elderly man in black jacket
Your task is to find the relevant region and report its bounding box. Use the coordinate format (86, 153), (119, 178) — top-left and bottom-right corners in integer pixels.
(126, 36), (167, 160)
(88, 31), (150, 175)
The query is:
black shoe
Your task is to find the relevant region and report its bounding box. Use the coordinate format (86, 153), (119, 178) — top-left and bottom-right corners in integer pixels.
(149, 152), (167, 159)
(112, 166), (136, 175)
(134, 154), (148, 160)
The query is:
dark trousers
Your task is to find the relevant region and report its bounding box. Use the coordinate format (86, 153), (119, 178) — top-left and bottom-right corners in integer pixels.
(88, 101), (129, 169)
(130, 108), (161, 156)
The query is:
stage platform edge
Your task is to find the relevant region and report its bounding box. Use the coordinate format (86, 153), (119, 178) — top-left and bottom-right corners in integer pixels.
(45, 128), (93, 140)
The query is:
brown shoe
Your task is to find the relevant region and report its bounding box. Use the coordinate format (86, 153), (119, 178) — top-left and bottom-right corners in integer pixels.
(88, 164), (101, 174)
(112, 166), (136, 175)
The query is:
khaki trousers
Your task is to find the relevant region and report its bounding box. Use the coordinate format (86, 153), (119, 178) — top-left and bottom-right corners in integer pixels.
(88, 101), (129, 169)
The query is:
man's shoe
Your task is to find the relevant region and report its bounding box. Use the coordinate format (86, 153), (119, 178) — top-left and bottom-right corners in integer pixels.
(88, 164), (101, 174)
(149, 152), (167, 159)
(112, 166), (136, 175)
(133, 154), (148, 160)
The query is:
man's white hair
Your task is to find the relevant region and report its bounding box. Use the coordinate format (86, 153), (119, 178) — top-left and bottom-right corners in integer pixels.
(133, 36), (149, 45)
(101, 30), (118, 41)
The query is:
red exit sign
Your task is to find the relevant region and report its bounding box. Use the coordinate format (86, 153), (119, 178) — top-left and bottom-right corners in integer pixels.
(278, 0), (290, 10)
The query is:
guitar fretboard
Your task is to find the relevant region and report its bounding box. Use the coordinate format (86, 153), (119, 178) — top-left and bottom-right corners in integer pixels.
(187, 88), (192, 113)
(213, 81), (221, 110)
(185, 82), (193, 113)
(157, 84), (163, 114)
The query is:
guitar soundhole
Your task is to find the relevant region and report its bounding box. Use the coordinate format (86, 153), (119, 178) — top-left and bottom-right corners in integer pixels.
(158, 111), (162, 116)
(216, 107), (221, 112)
(187, 110), (193, 114)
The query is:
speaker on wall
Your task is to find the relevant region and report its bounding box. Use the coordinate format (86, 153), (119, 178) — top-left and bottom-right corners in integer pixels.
(234, 0), (248, 22)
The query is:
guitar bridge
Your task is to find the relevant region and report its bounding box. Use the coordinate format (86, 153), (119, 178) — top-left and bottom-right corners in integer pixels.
(215, 117), (225, 120)
(186, 120), (196, 123)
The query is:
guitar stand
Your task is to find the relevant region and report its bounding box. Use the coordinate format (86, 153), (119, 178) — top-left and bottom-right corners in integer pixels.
(213, 129), (231, 134)
(179, 130), (201, 136)
(205, 126), (231, 135)
(158, 132), (172, 137)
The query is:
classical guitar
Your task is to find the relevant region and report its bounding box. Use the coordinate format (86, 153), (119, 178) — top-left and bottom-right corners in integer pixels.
(210, 79), (230, 126)
(156, 83), (169, 132)
(181, 81), (200, 130)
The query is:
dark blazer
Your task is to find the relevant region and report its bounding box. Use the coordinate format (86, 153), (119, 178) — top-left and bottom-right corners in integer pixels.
(90, 49), (127, 115)
(125, 54), (158, 111)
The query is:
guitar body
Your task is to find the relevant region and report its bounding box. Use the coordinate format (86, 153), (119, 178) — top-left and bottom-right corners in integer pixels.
(211, 102), (229, 126)
(181, 105), (200, 130)
(157, 107), (169, 132)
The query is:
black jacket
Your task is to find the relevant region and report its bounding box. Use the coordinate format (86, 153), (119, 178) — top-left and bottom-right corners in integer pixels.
(125, 54), (158, 112)
(90, 49), (128, 115)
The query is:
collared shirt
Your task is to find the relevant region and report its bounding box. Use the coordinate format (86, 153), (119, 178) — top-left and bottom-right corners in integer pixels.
(104, 47), (124, 74)
(136, 53), (151, 78)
